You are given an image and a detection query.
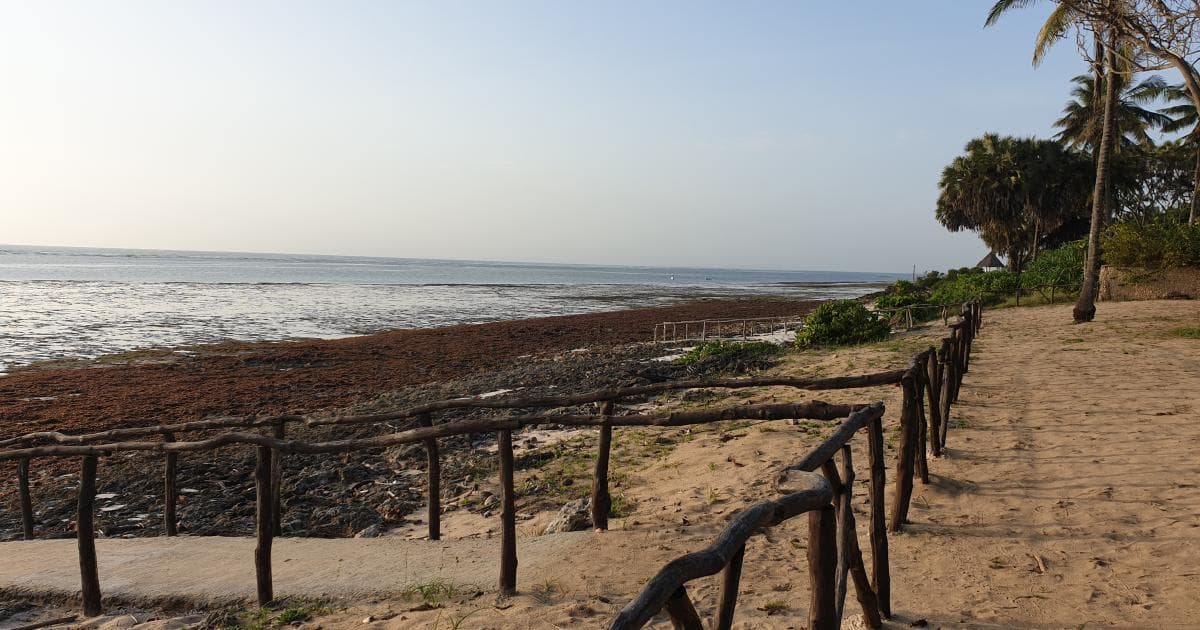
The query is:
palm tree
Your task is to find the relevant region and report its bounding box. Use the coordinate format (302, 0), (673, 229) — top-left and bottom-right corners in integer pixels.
(937, 134), (1091, 277)
(1158, 84), (1200, 224)
(1054, 73), (1173, 153)
(986, 0), (1120, 323)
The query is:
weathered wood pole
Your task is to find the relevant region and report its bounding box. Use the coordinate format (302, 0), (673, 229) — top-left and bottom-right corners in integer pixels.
(825, 448), (882, 629)
(715, 544), (746, 630)
(77, 455), (102, 616)
(914, 370), (930, 485)
(808, 504), (838, 630)
(888, 373), (919, 532)
(939, 340), (954, 448)
(254, 445), (274, 606)
(924, 350), (943, 457)
(498, 429), (518, 596)
(18, 458), (34, 539)
(163, 433), (178, 536)
(590, 400), (614, 531)
(866, 413), (890, 618)
(417, 413), (441, 540)
(665, 586), (704, 630)
(271, 422), (285, 536)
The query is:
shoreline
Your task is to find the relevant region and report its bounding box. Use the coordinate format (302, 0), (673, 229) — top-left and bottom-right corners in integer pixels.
(0, 297), (823, 440)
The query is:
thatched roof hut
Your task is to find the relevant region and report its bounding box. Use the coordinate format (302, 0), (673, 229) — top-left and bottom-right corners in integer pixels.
(975, 252), (1005, 271)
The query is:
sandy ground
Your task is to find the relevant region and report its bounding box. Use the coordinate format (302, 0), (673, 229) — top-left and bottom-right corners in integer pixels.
(2, 300), (1198, 629)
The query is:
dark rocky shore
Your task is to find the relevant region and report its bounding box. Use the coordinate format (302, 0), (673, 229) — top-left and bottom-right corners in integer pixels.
(0, 299), (818, 541)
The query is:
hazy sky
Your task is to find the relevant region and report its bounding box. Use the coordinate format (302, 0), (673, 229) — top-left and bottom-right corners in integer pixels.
(1, 2), (1103, 272)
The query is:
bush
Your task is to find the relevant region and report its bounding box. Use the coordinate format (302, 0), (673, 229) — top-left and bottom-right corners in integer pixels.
(1023, 239), (1086, 287)
(1102, 222), (1200, 268)
(930, 268), (1018, 306)
(795, 300), (890, 347)
(676, 340), (782, 372)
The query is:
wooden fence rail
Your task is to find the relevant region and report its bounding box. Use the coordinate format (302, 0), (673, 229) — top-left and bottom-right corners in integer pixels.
(611, 301), (983, 628)
(4, 301), (982, 622)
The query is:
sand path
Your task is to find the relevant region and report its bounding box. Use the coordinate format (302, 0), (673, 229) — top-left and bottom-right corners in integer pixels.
(886, 300), (1200, 628)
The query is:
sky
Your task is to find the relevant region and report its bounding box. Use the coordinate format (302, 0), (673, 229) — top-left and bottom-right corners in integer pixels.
(0, 2), (1109, 273)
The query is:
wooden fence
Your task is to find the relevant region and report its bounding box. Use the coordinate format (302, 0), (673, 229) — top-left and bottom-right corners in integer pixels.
(610, 300), (982, 629)
(2, 302), (982, 624)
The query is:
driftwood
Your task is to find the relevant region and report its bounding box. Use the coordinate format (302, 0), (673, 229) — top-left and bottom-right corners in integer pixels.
(609, 472), (833, 629)
(866, 411), (890, 618)
(77, 456), (102, 617)
(714, 544), (745, 630)
(924, 350), (943, 457)
(271, 423), (285, 536)
(254, 446), (274, 606)
(418, 414), (440, 541)
(664, 586), (704, 630)
(785, 404), (884, 473)
(808, 504), (838, 630)
(0, 401), (865, 462)
(888, 373), (919, 532)
(591, 401), (615, 531)
(163, 433), (177, 536)
(18, 458), (34, 540)
(822, 449), (882, 629)
(498, 430), (518, 596)
(0, 371), (903, 449)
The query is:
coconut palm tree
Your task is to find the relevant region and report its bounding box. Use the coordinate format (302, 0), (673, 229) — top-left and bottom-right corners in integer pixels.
(1158, 84), (1200, 223)
(1054, 73), (1173, 153)
(985, 0), (1121, 322)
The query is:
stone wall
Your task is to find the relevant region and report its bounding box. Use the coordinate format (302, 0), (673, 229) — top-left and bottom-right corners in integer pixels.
(1099, 265), (1200, 301)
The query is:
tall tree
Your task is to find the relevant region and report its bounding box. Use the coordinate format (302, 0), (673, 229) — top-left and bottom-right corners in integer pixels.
(936, 134), (1091, 278)
(1076, 29), (1121, 322)
(1057, 0), (1200, 223)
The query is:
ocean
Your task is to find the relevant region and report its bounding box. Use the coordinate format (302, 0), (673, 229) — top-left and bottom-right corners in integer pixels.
(0, 245), (903, 371)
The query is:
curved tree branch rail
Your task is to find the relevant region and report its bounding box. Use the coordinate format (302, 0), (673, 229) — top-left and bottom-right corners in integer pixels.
(3, 302), (982, 624)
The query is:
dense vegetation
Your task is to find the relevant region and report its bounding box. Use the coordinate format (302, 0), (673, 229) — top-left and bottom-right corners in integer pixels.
(978, 1), (1200, 322)
(795, 300), (890, 347)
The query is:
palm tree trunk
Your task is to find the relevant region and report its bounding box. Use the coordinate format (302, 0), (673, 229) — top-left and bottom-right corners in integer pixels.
(1074, 31), (1119, 324)
(1192, 144), (1200, 225)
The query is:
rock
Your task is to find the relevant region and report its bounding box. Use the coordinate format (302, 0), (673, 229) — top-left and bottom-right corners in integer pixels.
(480, 494), (500, 510)
(355, 524), (383, 538)
(543, 498), (592, 534)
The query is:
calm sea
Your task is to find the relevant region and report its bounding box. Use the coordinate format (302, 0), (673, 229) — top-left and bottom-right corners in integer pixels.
(0, 245), (902, 371)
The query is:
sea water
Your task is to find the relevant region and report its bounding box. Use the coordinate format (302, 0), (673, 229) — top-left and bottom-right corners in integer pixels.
(0, 245), (902, 371)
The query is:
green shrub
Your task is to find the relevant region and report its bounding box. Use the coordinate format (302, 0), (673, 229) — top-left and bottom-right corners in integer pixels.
(1024, 239), (1086, 287)
(1102, 222), (1200, 268)
(676, 340), (782, 371)
(795, 300), (890, 347)
(930, 268), (1017, 306)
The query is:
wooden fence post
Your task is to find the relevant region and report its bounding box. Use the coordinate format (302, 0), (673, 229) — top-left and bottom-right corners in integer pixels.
(163, 433), (178, 536)
(498, 429), (518, 596)
(866, 414), (890, 618)
(823, 448), (882, 629)
(591, 401), (614, 531)
(18, 458), (34, 540)
(77, 455), (102, 617)
(808, 504), (838, 630)
(939, 340), (954, 450)
(417, 414), (441, 540)
(665, 586), (704, 630)
(889, 373), (919, 532)
(254, 445), (274, 606)
(924, 350), (943, 457)
(914, 368), (930, 485)
(715, 544), (745, 630)
(271, 423), (285, 536)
